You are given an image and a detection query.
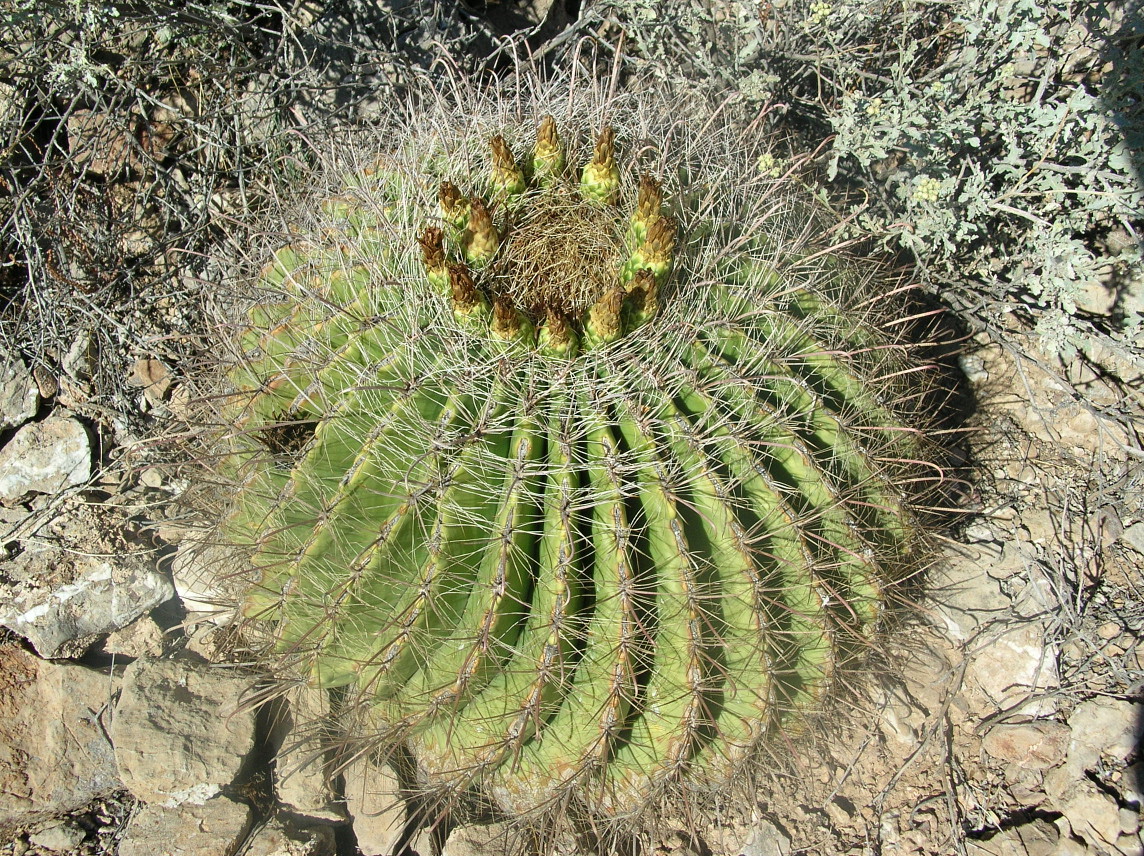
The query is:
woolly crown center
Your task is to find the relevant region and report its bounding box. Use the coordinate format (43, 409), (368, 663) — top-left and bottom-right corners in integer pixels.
(487, 186), (625, 317)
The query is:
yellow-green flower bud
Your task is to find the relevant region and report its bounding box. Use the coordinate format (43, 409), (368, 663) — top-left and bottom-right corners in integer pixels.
(627, 175), (663, 247)
(490, 296), (535, 345)
(532, 115), (564, 186)
(490, 135), (526, 200)
(621, 215), (676, 286)
(537, 308), (579, 358)
(580, 126), (620, 205)
(462, 197), (499, 267)
(583, 284), (625, 349)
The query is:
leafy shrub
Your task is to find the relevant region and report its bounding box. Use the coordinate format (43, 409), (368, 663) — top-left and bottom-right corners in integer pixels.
(591, 0), (1144, 358)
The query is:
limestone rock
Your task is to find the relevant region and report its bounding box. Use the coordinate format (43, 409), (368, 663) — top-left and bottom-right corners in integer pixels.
(29, 820), (87, 852)
(982, 722), (1070, 771)
(968, 622), (1059, 715)
(272, 687), (342, 821)
(1066, 699), (1142, 768)
(441, 822), (512, 856)
(0, 353), (39, 430)
(116, 796), (253, 856)
(343, 755), (406, 856)
(170, 540), (242, 624)
(0, 498), (174, 657)
(0, 546), (174, 659)
(102, 614), (167, 658)
(111, 655), (256, 806)
(0, 645), (121, 829)
(929, 550), (1010, 641)
(1015, 820), (1060, 856)
(0, 417), (91, 500)
(1058, 780), (1123, 851)
(709, 819), (792, 856)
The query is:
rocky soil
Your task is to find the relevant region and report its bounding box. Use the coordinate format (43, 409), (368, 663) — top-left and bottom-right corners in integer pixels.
(0, 287), (1140, 856)
(0, 3), (1141, 855)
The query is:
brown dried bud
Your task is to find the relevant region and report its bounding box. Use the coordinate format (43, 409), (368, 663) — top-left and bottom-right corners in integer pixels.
(627, 269), (659, 327)
(585, 284), (625, 348)
(448, 263), (480, 311)
(591, 126), (616, 170)
(439, 181), (468, 227)
(418, 226), (445, 271)
(636, 175), (663, 222)
(643, 215), (676, 260)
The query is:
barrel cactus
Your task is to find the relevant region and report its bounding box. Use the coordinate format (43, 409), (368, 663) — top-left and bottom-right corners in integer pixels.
(218, 72), (943, 829)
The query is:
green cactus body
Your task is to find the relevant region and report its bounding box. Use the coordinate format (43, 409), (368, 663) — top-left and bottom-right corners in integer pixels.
(220, 79), (942, 824)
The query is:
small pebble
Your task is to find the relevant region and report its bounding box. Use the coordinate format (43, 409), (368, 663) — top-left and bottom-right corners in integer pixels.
(959, 354), (988, 384)
(964, 523), (995, 543)
(1098, 621), (1122, 640)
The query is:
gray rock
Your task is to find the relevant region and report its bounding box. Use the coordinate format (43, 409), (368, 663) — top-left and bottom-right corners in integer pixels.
(29, 820), (86, 852)
(0, 417), (91, 500)
(1122, 522), (1144, 555)
(982, 722), (1071, 771)
(968, 622), (1060, 716)
(739, 820), (792, 856)
(0, 546), (174, 659)
(959, 353), (988, 385)
(343, 755), (406, 856)
(0, 354), (39, 430)
(116, 796), (253, 856)
(111, 655), (256, 806)
(0, 645), (121, 828)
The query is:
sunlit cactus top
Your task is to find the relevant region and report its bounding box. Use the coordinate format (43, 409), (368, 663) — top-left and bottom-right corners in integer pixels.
(218, 75), (946, 830)
(414, 120), (674, 356)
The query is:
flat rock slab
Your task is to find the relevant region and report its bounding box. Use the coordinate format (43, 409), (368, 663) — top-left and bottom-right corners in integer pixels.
(0, 548), (174, 658)
(0, 417), (90, 501)
(112, 655), (256, 806)
(981, 722), (1070, 771)
(343, 755), (406, 856)
(116, 795), (253, 856)
(0, 644), (121, 830)
(272, 686), (342, 821)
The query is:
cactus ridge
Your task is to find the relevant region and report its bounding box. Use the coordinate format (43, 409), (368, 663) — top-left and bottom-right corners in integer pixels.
(217, 76), (949, 828)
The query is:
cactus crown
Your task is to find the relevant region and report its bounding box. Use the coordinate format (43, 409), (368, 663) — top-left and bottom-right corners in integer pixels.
(217, 75), (948, 840)
(423, 119), (674, 354)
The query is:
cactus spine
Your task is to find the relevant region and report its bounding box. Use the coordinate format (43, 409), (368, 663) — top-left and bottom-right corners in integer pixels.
(219, 75), (943, 828)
